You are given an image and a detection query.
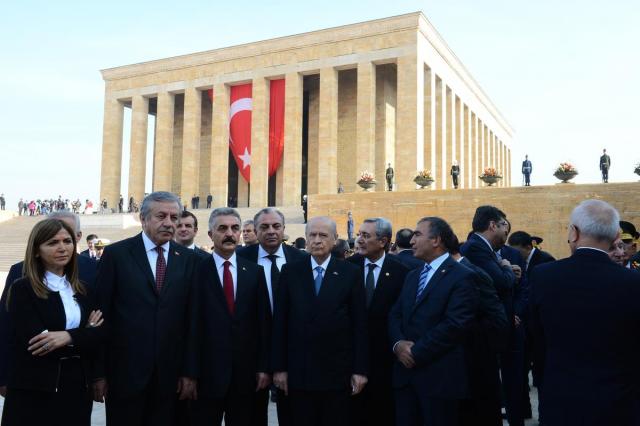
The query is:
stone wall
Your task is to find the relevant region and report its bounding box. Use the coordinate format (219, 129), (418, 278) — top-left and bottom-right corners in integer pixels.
(309, 182), (640, 259)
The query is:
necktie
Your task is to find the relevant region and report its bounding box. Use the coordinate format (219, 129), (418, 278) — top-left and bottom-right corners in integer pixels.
(314, 266), (324, 296)
(223, 260), (235, 315)
(155, 246), (166, 294)
(266, 254), (280, 296)
(365, 263), (376, 307)
(415, 263), (432, 302)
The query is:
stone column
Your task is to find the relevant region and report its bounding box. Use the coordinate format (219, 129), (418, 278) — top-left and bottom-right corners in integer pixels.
(99, 97), (124, 210)
(356, 62), (376, 186)
(508, 148), (512, 186)
(497, 138), (503, 187)
(250, 77), (269, 207)
(456, 96), (464, 188)
(181, 87), (201, 203)
(281, 72), (303, 206)
(128, 95), (148, 205)
(396, 54), (424, 191)
(434, 77), (444, 190)
(424, 67), (436, 187)
(210, 83), (230, 207)
(318, 67), (339, 194)
(478, 119), (485, 180)
(465, 105), (471, 188)
(443, 85), (452, 189)
(153, 92), (174, 192)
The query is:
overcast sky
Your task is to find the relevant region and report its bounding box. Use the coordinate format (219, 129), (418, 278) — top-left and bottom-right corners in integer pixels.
(1, 0), (639, 207)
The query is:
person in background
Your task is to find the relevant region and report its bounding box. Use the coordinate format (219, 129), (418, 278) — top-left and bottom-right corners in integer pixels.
(241, 220), (259, 246)
(80, 234), (99, 259)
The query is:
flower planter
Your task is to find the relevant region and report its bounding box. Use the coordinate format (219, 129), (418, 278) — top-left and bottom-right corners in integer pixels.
(357, 180), (377, 191)
(414, 177), (434, 189)
(554, 171), (577, 183)
(479, 176), (502, 186)
(634, 168), (640, 177)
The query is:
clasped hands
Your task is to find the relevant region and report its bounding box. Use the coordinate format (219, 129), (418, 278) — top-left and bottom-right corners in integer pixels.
(394, 340), (415, 369)
(273, 372), (367, 396)
(28, 310), (104, 356)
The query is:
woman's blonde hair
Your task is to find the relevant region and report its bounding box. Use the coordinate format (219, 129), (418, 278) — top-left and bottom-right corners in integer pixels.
(21, 218), (85, 300)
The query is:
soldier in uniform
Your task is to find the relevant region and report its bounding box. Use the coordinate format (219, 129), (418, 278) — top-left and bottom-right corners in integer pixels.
(599, 149), (611, 183)
(521, 155), (532, 186)
(385, 163), (394, 191)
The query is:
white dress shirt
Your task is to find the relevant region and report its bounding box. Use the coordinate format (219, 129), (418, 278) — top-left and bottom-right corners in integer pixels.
(525, 247), (537, 271)
(141, 232), (170, 279)
(363, 253), (386, 289)
(311, 255), (332, 279)
(212, 251), (238, 298)
(258, 244), (286, 308)
(44, 271), (81, 330)
(422, 252), (450, 287)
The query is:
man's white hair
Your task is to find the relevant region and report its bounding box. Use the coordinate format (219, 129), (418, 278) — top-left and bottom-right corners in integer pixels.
(570, 199), (620, 242)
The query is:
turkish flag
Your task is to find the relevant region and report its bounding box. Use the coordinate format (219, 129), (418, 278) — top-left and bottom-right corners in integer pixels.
(229, 84), (253, 181)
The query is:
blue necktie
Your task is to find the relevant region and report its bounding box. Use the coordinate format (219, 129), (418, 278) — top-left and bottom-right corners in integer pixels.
(415, 263), (432, 301)
(314, 266), (324, 295)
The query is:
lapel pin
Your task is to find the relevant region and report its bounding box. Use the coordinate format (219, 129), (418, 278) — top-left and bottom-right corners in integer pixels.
(385, 272), (390, 277)
(174, 251), (180, 256)
(333, 271), (338, 275)
(441, 269), (446, 274)
(242, 267), (247, 271)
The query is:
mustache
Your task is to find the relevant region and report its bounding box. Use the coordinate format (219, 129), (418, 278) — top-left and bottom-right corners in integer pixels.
(222, 237), (236, 244)
(159, 227), (174, 233)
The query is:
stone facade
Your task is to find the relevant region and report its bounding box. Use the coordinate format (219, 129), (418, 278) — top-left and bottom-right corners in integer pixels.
(309, 182), (640, 260)
(99, 12), (513, 209)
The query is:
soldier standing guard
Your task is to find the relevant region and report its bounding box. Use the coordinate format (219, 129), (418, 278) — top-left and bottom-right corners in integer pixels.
(600, 149), (611, 183)
(385, 163), (394, 191)
(522, 155), (532, 186)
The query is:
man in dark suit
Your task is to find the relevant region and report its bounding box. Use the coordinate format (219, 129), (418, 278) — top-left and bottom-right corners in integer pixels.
(206, 193), (212, 209)
(508, 231), (556, 280)
(389, 217), (478, 426)
(93, 191), (199, 426)
(521, 155), (532, 186)
(530, 199), (640, 425)
(347, 217), (409, 426)
(0, 210), (98, 398)
(449, 235), (508, 426)
(175, 210), (209, 258)
(392, 228), (424, 271)
(237, 207), (307, 426)
(187, 208), (271, 426)
(599, 148), (611, 183)
(80, 233), (99, 259)
(460, 206), (523, 426)
(241, 220), (259, 246)
(272, 216), (368, 426)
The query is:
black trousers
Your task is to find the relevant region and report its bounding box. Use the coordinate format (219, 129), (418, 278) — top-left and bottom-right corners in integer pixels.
(452, 174), (459, 188)
(289, 389), (350, 426)
(524, 173), (531, 185)
(252, 388), (269, 426)
(275, 388), (292, 426)
(602, 168), (609, 182)
(394, 386), (459, 426)
(1, 358), (92, 426)
(105, 372), (176, 426)
(350, 384), (394, 426)
(191, 391), (253, 426)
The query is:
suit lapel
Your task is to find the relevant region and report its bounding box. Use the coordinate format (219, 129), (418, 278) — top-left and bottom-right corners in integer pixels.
(160, 242), (182, 297)
(205, 257), (231, 317)
(129, 234), (157, 295)
(412, 258), (453, 312)
(370, 257), (391, 308)
(235, 258), (251, 315)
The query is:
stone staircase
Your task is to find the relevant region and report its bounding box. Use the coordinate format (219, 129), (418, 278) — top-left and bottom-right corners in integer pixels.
(0, 206), (306, 273)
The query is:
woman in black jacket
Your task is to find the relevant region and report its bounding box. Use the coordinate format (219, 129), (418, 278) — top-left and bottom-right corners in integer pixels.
(1, 218), (104, 426)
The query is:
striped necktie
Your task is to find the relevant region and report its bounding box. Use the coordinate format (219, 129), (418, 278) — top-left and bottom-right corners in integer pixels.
(415, 263), (432, 301)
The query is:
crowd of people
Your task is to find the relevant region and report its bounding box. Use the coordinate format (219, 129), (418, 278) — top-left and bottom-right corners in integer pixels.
(0, 191), (639, 426)
(14, 197), (95, 216)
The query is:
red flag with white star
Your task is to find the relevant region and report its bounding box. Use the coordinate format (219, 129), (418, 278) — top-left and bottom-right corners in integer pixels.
(229, 84), (252, 181)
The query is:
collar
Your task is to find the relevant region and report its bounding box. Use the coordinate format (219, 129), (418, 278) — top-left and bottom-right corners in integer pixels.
(426, 252), (450, 271)
(526, 247), (536, 265)
(44, 271), (69, 292)
(364, 252), (386, 269)
(212, 251), (237, 269)
(187, 243), (196, 250)
(142, 232), (170, 254)
(311, 254), (331, 271)
(474, 233), (495, 252)
(576, 246), (609, 255)
(258, 244), (285, 260)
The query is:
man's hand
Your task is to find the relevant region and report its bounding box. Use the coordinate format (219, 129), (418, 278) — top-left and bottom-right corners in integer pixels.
(393, 340), (415, 369)
(511, 264), (522, 279)
(273, 372), (288, 396)
(500, 259), (512, 268)
(514, 315), (522, 328)
(0, 385), (6, 397)
(177, 377), (197, 400)
(92, 378), (108, 403)
(350, 374), (368, 395)
(256, 372), (271, 391)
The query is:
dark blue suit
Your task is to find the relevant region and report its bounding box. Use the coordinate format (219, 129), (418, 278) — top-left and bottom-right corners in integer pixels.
(530, 248), (640, 425)
(389, 255), (477, 426)
(0, 255), (97, 387)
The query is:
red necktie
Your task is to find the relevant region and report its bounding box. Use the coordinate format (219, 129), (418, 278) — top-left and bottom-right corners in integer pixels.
(223, 260), (235, 315)
(155, 246), (166, 294)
